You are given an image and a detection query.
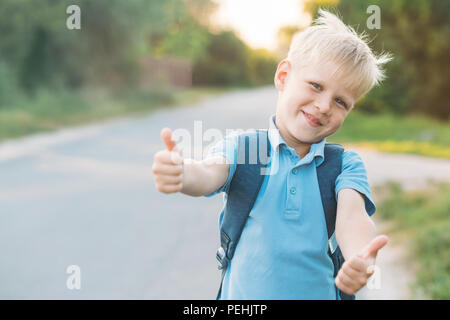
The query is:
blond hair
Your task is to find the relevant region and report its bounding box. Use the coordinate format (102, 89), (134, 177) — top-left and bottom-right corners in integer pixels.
(287, 9), (392, 99)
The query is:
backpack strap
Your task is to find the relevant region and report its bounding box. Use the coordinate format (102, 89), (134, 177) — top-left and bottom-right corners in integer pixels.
(216, 129), (270, 299)
(317, 143), (355, 300)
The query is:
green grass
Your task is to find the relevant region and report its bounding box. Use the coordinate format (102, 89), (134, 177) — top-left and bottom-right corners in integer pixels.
(375, 183), (450, 299)
(0, 86), (231, 142)
(330, 111), (450, 158)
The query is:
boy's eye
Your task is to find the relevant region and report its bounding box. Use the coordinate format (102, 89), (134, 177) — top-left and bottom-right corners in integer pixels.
(310, 82), (322, 90)
(335, 98), (348, 108)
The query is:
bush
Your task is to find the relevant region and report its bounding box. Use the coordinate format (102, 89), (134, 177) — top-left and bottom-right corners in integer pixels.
(416, 221), (450, 299)
(0, 63), (22, 108)
(377, 183), (450, 299)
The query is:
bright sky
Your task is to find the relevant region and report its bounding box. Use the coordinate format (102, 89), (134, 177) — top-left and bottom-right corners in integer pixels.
(212, 0), (311, 50)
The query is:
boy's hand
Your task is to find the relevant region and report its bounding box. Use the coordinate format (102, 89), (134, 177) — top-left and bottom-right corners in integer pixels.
(152, 127), (184, 194)
(335, 235), (389, 295)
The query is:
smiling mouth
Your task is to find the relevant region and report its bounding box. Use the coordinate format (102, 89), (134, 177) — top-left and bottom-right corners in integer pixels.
(302, 111), (323, 127)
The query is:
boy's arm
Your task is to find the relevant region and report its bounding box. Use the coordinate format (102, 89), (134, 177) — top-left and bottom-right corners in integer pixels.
(335, 188), (377, 260)
(180, 156), (229, 197)
(334, 188), (389, 295)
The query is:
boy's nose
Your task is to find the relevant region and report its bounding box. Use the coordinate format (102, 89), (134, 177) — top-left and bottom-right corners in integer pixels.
(315, 98), (332, 114)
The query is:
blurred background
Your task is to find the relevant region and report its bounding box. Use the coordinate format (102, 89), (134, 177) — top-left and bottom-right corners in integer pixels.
(0, 0), (448, 299)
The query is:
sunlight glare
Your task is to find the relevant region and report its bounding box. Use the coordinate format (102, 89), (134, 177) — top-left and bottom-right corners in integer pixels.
(212, 0), (310, 50)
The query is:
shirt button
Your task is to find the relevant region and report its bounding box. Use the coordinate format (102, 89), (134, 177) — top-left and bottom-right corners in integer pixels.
(292, 168), (298, 175)
(290, 187), (297, 195)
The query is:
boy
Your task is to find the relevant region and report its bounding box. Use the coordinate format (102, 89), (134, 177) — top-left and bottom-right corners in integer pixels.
(152, 10), (391, 299)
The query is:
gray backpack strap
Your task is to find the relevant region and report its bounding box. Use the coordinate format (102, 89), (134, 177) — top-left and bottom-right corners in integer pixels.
(216, 129), (270, 299)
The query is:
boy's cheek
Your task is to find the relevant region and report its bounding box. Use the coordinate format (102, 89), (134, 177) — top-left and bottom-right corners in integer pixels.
(323, 121), (343, 136)
(329, 114), (347, 130)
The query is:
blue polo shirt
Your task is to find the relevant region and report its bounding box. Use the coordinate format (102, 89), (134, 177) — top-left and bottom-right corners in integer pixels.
(204, 114), (376, 299)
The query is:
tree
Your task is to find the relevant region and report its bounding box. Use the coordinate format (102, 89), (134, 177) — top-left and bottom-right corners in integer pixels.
(336, 0), (450, 119)
(0, 0), (182, 91)
(276, 25), (303, 59)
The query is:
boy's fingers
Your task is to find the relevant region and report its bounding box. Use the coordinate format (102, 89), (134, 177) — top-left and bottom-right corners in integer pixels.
(155, 150), (183, 165)
(156, 183), (183, 194)
(347, 255), (366, 273)
(155, 173), (183, 185)
(337, 269), (353, 287)
(161, 127), (176, 151)
(342, 262), (362, 279)
(335, 277), (355, 295)
(152, 162), (183, 175)
(342, 263), (370, 287)
(361, 235), (389, 259)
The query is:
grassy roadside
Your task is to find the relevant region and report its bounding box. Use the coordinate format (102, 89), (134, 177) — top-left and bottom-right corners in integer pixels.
(374, 183), (450, 299)
(0, 86), (233, 143)
(331, 111), (450, 159)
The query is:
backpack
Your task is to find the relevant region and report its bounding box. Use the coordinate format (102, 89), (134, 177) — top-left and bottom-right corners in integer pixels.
(215, 129), (355, 300)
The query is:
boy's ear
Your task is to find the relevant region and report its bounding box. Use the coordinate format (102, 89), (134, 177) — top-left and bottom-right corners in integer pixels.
(274, 59), (291, 92)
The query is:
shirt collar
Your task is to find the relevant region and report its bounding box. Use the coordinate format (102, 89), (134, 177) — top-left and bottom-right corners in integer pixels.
(268, 114), (326, 167)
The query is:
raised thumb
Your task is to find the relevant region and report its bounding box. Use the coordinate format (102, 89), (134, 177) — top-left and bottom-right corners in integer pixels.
(361, 235), (389, 259)
(161, 127), (176, 151)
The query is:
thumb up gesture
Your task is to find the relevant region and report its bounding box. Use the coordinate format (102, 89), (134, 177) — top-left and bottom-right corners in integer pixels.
(335, 235), (389, 295)
(152, 128), (184, 194)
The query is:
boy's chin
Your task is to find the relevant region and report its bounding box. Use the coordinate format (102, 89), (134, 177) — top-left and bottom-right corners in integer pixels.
(291, 128), (327, 144)
(293, 134), (325, 145)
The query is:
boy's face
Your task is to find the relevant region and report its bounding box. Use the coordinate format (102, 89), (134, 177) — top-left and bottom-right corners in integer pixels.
(274, 59), (356, 146)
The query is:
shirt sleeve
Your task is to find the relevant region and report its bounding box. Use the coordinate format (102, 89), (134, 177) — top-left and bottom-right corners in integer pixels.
(203, 131), (240, 197)
(335, 150), (376, 216)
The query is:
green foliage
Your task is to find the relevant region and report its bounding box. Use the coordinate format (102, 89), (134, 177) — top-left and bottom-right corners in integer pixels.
(334, 0), (450, 119)
(377, 183), (450, 299)
(0, 0), (276, 106)
(416, 221), (450, 299)
(247, 49), (278, 86)
(0, 0), (153, 91)
(156, 20), (210, 62)
(0, 63), (22, 108)
(0, 88), (90, 138)
(193, 31), (248, 86)
(192, 31), (277, 86)
(304, 0), (340, 16)
(276, 25), (303, 58)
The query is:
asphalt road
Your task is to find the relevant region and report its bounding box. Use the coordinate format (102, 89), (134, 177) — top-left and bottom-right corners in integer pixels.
(1, 86), (449, 299)
(0, 87), (276, 299)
